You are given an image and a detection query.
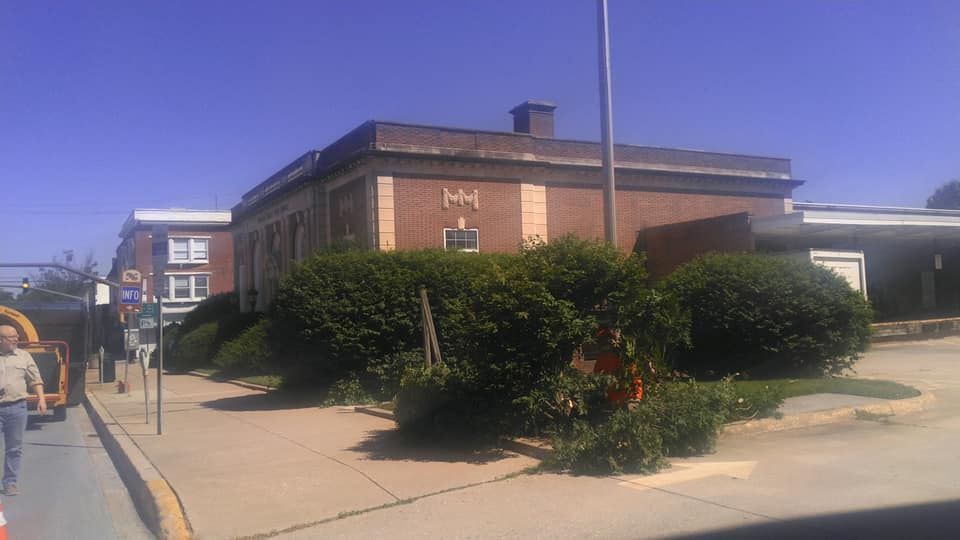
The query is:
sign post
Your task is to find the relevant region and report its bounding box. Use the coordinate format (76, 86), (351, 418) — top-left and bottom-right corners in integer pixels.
(119, 270), (142, 395)
(152, 225), (168, 436)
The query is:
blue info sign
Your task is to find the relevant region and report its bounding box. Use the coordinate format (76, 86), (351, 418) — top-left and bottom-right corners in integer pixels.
(120, 286), (142, 312)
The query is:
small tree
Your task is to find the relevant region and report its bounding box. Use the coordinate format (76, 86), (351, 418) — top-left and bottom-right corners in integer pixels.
(26, 251), (98, 302)
(927, 179), (960, 210)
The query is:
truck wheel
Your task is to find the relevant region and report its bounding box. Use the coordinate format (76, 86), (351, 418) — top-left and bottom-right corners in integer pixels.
(53, 405), (67, 422)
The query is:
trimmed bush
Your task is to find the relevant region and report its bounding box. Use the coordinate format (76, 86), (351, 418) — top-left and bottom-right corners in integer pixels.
(646, 380), (733, 456)
(179, 293), (238, 336)
(545, 377), (738, 474)
(320, 375), (377, 406)
(272, 239), (681, 442)
(662, 253), (873, 377)
(269, 249), (505, 385)
(547, 408), (666, 475)
(170, 322), (218, 371)
(212, 319), (272, 373)
(365, 350), (426, 400)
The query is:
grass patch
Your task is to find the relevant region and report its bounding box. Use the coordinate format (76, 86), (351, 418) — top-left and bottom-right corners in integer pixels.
(191, 367), (283, 389)
(731, 378), (920, 400)
(236, 374), (283, 388)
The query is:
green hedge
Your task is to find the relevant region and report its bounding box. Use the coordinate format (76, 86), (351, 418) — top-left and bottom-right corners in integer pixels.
(179, 293), (237, 336)
(662, 253), (873, 377)
(212, 319), (272, 373)
(545, 378), (737, 474)
(170, 322), (218, 371)
(171, 293), (262, 372)
(270, 237), (669, 440)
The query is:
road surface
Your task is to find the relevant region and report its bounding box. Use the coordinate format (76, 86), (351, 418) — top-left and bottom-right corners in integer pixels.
(3, 402), (153, 539)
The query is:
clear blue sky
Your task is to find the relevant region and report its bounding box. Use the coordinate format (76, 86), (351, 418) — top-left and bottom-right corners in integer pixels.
(2, 0), (958, 276)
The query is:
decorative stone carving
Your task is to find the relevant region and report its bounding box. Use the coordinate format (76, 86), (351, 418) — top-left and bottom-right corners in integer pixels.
(441, 188), (479, 210)
(339, 193), (354, 216)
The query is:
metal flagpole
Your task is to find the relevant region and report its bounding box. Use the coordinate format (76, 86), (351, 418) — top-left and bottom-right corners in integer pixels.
(157, 297), (163, 435)
(597, 0), (618, 246)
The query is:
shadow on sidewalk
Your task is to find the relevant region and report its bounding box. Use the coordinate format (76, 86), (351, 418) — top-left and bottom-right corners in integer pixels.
(199, 391), (325, 412)
(349, 428), (514, 464)
(666, 498), (960, 539)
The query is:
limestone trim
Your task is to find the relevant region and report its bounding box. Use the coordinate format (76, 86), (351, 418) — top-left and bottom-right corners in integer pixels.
(520, 183), (548, 242)
(375, 175), (397, 251)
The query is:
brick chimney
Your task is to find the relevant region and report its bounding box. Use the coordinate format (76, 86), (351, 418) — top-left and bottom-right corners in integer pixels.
(510, 100), (557, 138)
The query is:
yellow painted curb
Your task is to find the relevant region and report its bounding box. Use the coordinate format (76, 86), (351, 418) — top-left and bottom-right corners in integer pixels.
(84, 391), (193, 540)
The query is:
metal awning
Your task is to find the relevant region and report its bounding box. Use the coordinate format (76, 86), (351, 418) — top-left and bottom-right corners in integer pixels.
(752, 202), (960, 241)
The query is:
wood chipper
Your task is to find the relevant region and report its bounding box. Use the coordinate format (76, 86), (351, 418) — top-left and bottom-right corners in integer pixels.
(0, 305), (70, 421)
(20, 341), (69, 421)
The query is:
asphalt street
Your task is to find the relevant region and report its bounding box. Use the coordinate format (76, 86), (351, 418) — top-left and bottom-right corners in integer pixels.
(281, 337), (960, 539)
(3, 403), (153, 539)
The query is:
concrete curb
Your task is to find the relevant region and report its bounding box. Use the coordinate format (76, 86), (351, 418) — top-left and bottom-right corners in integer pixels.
(185, 370), (274, 392)
(721, 391), (937, 438)
(84, 391), (193, 540)
(354, 392), (938, 459)
(353, 406), (395, 421)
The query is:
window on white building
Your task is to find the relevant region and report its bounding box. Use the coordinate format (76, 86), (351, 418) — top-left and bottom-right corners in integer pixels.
(169, 238), (210, 263)
(168, 275), (211, 300)
(194, 276), (209, 298)
(443, 229), (479, 252)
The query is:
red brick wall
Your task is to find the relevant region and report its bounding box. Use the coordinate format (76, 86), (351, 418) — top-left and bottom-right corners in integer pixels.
(546, 185), (784, 252)
(393, 177), (522, 252)
(133, 228), (234, 299)
(640, 213), (756, 279)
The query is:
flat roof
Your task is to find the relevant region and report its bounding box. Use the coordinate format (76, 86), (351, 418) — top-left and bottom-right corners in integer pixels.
(119, 208), (232, 238)
(235, 120), (795, 214)
(754, 202), (960, 240)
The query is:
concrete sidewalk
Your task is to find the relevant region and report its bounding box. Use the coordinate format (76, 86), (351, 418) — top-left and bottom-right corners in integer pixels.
(86, 370), (537, 540)
(86, 359), (937, 539)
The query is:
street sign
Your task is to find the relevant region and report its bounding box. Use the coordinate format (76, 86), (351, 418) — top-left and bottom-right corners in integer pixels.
(141, 302), (158, 318)
(125, 328), (140, 350)
(119, 285), (142, 312)
(139, 302), (158, 329)
(121, 269), (142, 284)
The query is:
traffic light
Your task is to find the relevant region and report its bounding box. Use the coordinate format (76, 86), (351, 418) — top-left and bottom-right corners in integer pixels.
(21, 278), (29, 290)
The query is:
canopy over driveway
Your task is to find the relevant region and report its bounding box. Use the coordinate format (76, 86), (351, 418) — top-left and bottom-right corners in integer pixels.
(752, 202), (960, 242)
(753, 203), (960, 321)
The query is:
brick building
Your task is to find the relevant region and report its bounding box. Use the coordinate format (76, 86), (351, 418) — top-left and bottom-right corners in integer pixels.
(231, 101), (802, 311)
(113, 209), (234, 322)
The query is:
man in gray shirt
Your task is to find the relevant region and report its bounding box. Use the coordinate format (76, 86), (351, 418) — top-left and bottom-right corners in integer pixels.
(0, 325), (46, 496)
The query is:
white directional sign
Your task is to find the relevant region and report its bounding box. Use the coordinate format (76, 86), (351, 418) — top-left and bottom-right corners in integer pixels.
(617, 461), (757, 491)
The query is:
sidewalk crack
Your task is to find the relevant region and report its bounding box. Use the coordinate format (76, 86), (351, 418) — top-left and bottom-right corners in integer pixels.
(219, 411), (401, 502)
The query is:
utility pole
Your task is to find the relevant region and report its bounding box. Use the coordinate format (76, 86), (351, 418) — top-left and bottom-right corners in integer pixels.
(597, 0), (618, 246)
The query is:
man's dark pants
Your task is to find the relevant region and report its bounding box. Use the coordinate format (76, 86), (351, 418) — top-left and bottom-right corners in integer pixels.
(0, 400), (28, 488)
